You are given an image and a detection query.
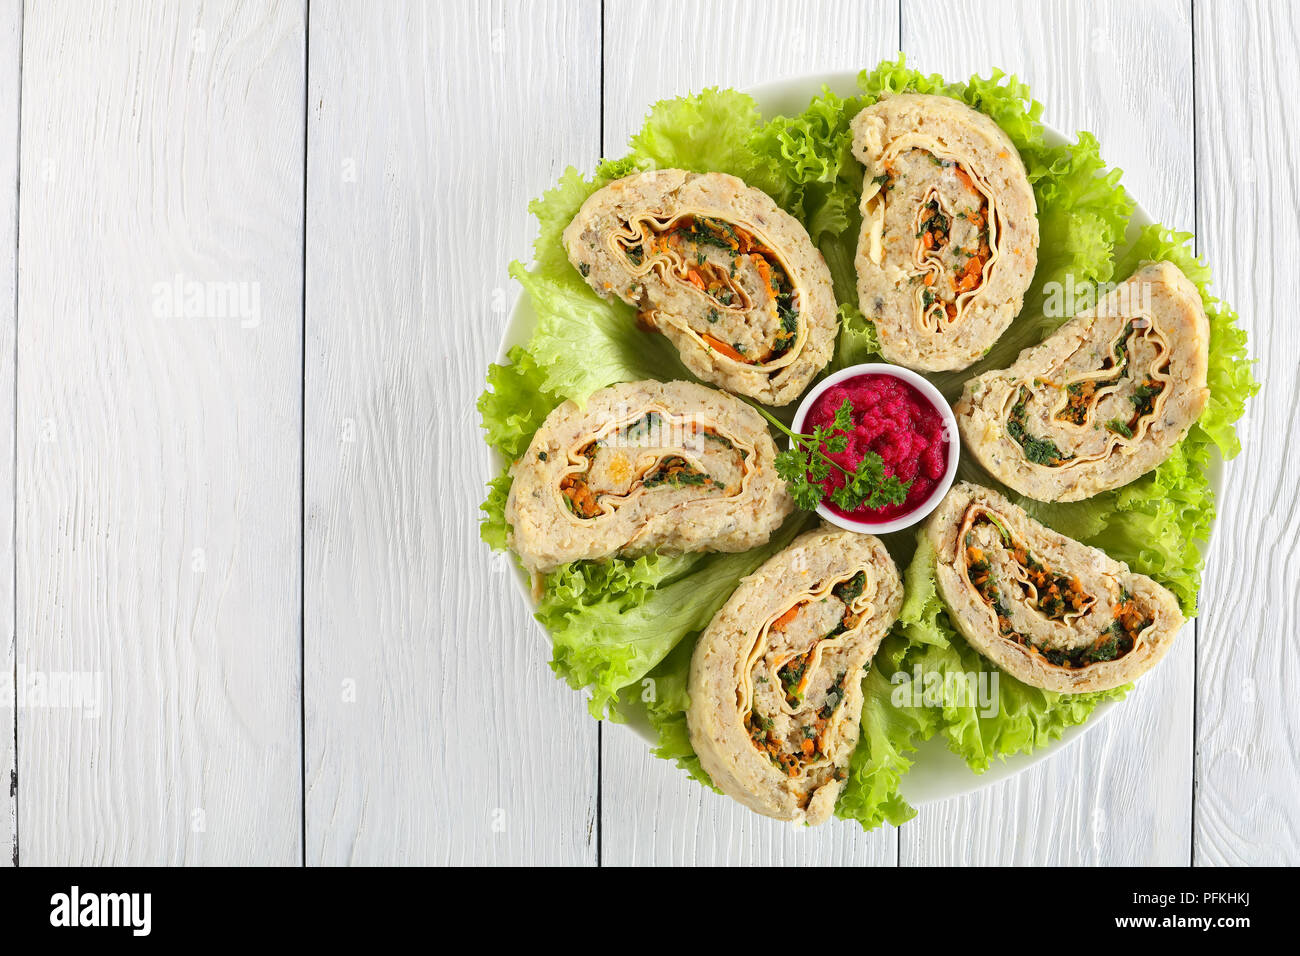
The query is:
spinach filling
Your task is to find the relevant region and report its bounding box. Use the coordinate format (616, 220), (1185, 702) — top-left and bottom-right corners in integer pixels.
(641, 455), (709, 489)
(1052, 321), (1165, 435)
(1129, 378), (1165, 418)
(831, 570), (866, 604)
(1008, 386), (1073, 466)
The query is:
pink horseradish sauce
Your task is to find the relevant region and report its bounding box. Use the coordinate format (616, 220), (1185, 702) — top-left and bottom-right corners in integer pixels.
(802, 373), (950, 524)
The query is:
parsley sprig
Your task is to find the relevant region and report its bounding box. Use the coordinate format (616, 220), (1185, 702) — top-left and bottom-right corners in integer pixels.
(753, 400), (912, 513)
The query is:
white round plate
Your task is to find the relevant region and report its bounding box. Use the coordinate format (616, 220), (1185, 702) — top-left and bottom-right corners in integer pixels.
(493, 70), (1195, 808)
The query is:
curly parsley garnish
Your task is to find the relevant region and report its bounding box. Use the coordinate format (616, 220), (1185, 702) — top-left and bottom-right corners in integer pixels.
(752, 399), (911, 513)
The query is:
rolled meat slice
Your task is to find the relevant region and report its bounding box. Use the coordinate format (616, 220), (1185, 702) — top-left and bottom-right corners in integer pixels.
(563, 169), (837, 406)
(687, 527), (903, 824)
(505, 379), (794, 575)
(926, 482), (1184, 693)
(955, 261), (1211, 502)
(852, 93), (1039, 371)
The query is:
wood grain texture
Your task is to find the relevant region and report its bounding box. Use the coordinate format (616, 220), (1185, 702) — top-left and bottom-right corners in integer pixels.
(898, 0), (1196, 866)
(599, 0), (902, 865)
(303, 0), (601, 865)
(15, 0), (304, 865)
(0, 0), (18, 869)
(1, 0), (1292, 867)
(1193, 0), (1300, 866)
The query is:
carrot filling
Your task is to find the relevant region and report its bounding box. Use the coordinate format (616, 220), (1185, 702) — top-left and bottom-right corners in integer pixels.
(557, 414), (741, 520)
(560, 473), (603, 519)
(620, 214), (800, 365)
(1058, 378), (1098, 426)
(743, 572), (866, 778)
(962, 515), (1149, 668)
(881, 151), (990, 322)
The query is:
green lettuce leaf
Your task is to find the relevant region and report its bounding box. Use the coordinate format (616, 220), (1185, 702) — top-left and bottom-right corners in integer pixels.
(477, 344), (563, 460)
(540, 515), (808, 719)
(750, 85), (864, 244)
(479, 471), (514, 552)
(751, 85), (868, 339)
(509, 262), (689, 402)
(642, 638), (717, 790)
(835, 652), (935, 829)
(831, 302), (881, 371)
(627, 88), (789, 204)
(476, 346), (564, 553)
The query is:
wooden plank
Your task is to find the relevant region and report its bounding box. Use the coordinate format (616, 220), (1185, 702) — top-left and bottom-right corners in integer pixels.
(0, 0), (18, 868)
(1193, 0), (1300, 866)
(599, 0), (902, 865)
(15, 0), (304, 865)
(303, 0), (601, 865)
(898, 0), (1196, 865)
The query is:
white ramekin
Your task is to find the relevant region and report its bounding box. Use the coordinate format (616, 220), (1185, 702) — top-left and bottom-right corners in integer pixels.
(789, 363), (960, 535)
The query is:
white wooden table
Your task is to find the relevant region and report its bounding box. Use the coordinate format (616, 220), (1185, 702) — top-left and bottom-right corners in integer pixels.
(1, 0), (1294, 866)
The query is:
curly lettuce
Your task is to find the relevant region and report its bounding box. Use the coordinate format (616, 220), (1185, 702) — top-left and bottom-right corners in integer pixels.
(478, 345), (562, 461)
(836, 652), (935, 829)
(539, 516), (809, 720)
